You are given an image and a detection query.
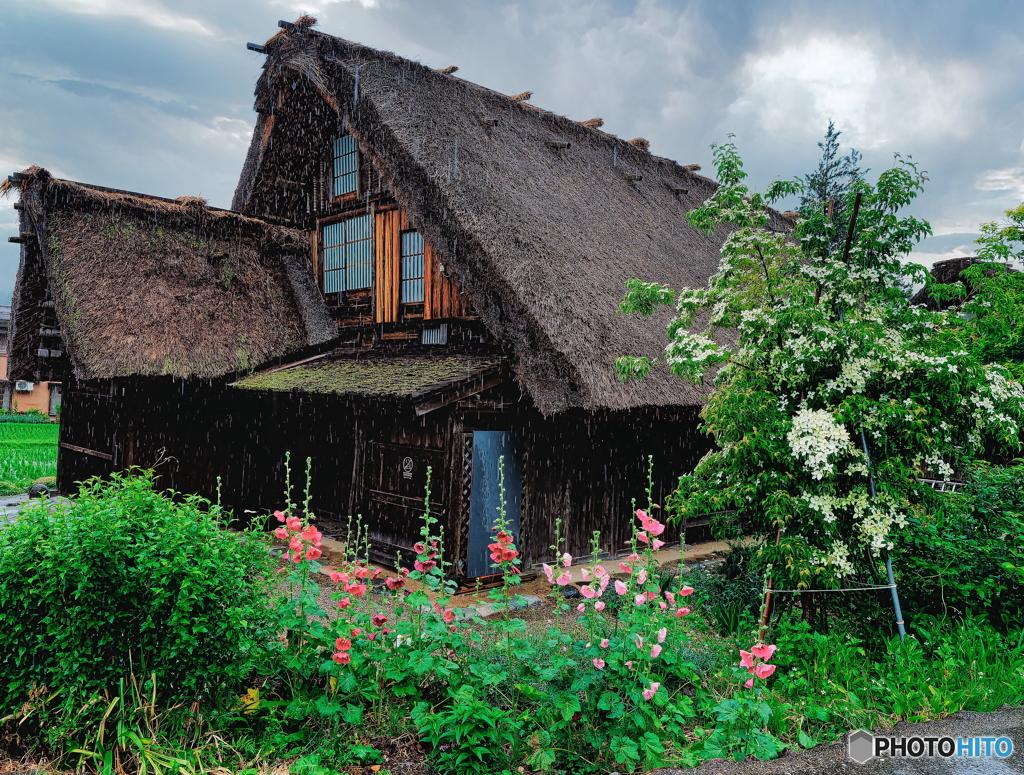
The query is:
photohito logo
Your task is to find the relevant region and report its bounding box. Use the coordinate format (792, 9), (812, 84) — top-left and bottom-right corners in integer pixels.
(848, 730), (1014, 764)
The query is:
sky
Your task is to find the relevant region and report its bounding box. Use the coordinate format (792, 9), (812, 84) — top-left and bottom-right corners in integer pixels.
(2, 0), (1024, 304)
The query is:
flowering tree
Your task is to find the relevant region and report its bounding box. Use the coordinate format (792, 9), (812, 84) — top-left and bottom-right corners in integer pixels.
(617, 142), (1024, 590)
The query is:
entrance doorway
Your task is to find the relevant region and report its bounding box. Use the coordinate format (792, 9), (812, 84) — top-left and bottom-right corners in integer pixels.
(465, 431), (522, 578)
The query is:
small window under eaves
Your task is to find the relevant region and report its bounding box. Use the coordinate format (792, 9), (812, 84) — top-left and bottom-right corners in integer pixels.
(332, 133), (359, 198)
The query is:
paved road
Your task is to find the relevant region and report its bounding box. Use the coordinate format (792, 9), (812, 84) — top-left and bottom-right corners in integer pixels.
(653, 708), (1024, 775)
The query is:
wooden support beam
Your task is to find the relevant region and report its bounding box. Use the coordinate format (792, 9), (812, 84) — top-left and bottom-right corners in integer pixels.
(548, 141), (571, 149)
(13, 202), (23, 210)
(60, 442), (113, 461)
(246, 42), (267, 53)
(254, 106), (276, 116)
(625, 174), (642, 181)
(278, 19), (296, 30)
(482, 118), (498, 127)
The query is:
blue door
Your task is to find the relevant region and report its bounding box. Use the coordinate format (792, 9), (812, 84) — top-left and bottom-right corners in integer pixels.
(466, 431), (522, 578)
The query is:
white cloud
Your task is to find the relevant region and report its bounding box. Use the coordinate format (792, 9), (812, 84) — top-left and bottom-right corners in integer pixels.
(24, 0), (214, 35)
(727, 36), (984, 150)
(975, 165), (1024, 199)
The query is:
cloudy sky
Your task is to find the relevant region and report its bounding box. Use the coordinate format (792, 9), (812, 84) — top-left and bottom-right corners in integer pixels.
(2, 0), (1023, 304)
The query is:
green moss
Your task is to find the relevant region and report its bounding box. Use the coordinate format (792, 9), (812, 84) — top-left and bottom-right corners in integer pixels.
(234, 355), (503, 397)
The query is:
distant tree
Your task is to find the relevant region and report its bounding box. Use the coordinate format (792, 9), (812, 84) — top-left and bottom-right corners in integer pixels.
(799, 121), (865, 252)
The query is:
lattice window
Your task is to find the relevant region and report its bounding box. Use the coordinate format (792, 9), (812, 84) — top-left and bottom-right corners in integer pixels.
(332, 133), (359, 197)
(322, 214), (373, 293)
(400, 231), (426, 304)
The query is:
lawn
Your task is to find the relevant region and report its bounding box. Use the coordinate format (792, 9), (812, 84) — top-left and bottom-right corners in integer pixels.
(0, 421), (58, 494)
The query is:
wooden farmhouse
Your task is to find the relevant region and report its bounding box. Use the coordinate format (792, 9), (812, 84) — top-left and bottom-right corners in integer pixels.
(5, 18), (791, 577)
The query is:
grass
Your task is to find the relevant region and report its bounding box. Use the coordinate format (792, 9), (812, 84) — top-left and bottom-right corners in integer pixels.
(0, 422), (58, 494)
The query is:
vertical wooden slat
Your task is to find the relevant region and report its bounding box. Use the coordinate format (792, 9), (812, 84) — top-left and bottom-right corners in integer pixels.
(423, 241), (435, 319)
(373, 210), (401, 323)
(311, 229), (321, 288)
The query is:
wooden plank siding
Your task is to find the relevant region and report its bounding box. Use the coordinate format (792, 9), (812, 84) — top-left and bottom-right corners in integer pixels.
(372, 208), (404, 324)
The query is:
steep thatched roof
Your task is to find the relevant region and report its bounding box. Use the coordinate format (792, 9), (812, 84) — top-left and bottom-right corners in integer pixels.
(233, 23), (791, 414)
(6, 167), (336, 381)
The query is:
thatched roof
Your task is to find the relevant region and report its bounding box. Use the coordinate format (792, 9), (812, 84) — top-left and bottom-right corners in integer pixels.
(232, 23), (791, 414)
(6, 167), (336, 381)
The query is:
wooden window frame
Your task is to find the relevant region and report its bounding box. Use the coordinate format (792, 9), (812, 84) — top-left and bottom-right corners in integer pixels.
(319, 212), (374, 303)
(399, 229), (426, 310)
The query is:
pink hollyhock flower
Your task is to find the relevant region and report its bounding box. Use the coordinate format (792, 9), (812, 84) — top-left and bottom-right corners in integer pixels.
(642, 682), (661, 701)
(577, 603), (585, 612)
(595, 601), (606, 611)
(345, 583), (368, 597)
(542, 564), (555, 583)
(637, 532), (650, 544)
(414, 559), (437, 573)
(556, 572), (572, 586)
(619, 561), (632, 573)
(664, 591), (675, 606)
(657, 627), (667, 643)
(600, 639), (610, 648)
(499, 547), (519, 562)
(330, 571), (347, 584)
(496, 531), (513, 545)
(366, 633), (377, 642)
(645, 590), (658, 602)
(581, 585), (597, 599)
(636, 509), (649, 521)
(371, 567), (382, 578)
(413, 542), (427, 554)
(599, 574), (610, 591)
(637, 569), (647, 585)
(634, 594), (647, 607)
(751, 644), (778, 662)
(580, 568), (592, 581)
(300, 524), (319, 539)
(274, 510), (286, 522)
(371, 614), (388, 627)
(652, 539), (666, 551)
(561, 553), (573, 567)
(593, 658), (605, 669)
(675, 607), (691, 617)
(625, 660), (633, 670)
(659, 601), (667, 610)
(755, 663), (776, 679)
(385, 576), (405, 591)
(276, 567), (288, 574)
(336, 597), (352, 609)
(332, 651), (351, 665)
(353, 566), (372, 579)
(634, 634), (644, 649)
(614, 580), (628, 596)
(679, 586), (695, 597)
(594, 565), (607, 578)
(334, 637), (352, 650)
(273, 527), (288, 540)
(288, 538), (302, 551)
(442, 608), (456, 623)
(306, 547), (322, 560)
(651, 644), (662, 658)
(744, 677), (754, 689)
(351, 628), (362, 637)
(739, 650), (755, 668)
(291, 551), (302, 564)
(285, 516), (302, 532)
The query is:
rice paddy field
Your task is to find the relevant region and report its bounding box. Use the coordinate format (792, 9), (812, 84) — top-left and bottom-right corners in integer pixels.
(0, 421), (59, 495)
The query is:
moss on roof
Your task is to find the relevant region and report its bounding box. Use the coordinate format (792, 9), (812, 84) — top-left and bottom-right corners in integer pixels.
(233, 354), (504, 397)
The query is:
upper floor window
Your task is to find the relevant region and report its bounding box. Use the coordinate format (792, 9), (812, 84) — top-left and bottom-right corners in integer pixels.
(400, 231), (425, 304)
(332, 133), (359, 198)
(322, 214), (373, 293)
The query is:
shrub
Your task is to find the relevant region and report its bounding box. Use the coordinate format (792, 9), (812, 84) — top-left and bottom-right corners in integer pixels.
(0, 471), (276, 730)
(0, 410), (49, 424)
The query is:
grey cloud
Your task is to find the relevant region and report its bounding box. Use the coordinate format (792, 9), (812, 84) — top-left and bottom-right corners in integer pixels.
(2, 0), (1024, 304)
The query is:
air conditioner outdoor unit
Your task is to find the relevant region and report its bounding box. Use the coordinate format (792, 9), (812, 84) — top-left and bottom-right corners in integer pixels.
(14, 381), (34, 392)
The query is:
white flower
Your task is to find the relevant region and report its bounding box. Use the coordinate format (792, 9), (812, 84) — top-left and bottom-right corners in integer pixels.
(787, 409), (851, 480)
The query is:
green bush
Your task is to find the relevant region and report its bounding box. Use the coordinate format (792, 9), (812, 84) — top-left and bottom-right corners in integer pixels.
(896, 461), (1024, 627)
(0, 410), (49, 424)
(0, 471), (276, 729)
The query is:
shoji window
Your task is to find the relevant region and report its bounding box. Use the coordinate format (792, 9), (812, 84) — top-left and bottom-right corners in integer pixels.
(332, 133), (359, 197)
(400, 231), (425, 304)
(322, 213), (373, 293)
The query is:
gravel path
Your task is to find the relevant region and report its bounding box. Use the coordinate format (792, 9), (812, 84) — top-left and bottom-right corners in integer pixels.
(651, 707), (1024, 775)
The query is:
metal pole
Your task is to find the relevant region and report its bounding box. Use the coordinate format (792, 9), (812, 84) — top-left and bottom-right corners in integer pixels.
(860, 429), (907, 640)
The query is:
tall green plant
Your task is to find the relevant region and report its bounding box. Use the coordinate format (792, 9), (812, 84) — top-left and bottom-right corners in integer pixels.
(617, 141), (1024, 591)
